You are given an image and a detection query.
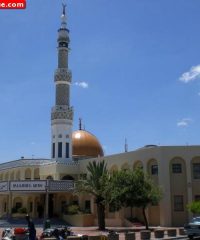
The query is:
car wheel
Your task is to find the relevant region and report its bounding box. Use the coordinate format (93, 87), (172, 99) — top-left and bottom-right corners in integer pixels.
(188, 235), (193, 240)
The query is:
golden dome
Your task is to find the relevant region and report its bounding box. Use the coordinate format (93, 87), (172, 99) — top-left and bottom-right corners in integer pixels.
(72, 130), (104, 158)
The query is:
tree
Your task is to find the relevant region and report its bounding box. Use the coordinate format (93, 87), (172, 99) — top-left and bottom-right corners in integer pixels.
(106, 168), (162, 230)
(129, 168), (162, 229)
(187, 201), (200, 214)
(75, 160), (108, 230)
(104, 169), (134, 215)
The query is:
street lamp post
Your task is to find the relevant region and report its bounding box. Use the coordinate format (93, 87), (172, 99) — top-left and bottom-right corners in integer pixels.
(45, 180), (49, 222)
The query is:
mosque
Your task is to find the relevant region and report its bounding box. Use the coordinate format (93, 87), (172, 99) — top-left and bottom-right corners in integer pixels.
(0, 5), (200, 227)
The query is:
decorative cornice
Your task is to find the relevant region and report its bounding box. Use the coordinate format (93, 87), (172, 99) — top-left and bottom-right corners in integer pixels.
(51, 106), (73, 121)
(54, 68), (72, 83)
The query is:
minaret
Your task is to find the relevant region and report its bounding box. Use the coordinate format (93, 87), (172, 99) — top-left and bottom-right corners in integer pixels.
(51, 4), (73, 162)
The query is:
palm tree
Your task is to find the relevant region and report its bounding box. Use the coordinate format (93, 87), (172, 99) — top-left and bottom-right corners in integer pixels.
(76, 160), (108, 230)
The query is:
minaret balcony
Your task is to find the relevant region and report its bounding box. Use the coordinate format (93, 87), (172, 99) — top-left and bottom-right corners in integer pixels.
(54, 68), (72, 83)
(51, 106), (73, 121)
(52, 105), (73, 112)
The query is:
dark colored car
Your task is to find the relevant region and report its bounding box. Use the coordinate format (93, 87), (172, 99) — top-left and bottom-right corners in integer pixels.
(184, 217), (200, 239)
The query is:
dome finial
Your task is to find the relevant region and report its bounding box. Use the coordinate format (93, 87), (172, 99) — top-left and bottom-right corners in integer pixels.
(125, 138), (128, 152)
(79, 118), (82, 130)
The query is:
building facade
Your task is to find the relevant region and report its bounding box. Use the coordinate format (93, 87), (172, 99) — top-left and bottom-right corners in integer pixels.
(0, 6), (199, 227)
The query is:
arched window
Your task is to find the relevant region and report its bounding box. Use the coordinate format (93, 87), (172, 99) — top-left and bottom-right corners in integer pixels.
(5, 173), (8, 181)
(133, 161), (143, 170)
(61, 175), (74, 180)
(10, 171), (14, 180)
(46, 176), (53, 180)
(13, 197), (23, 211)
(147, 159), (158, 176)
(109, 165), (118, 173)
(25, 169), (31, 180)
(121, 163), (129, 171)
(34, 168), (40, 180)
(16, 170), (21, 180)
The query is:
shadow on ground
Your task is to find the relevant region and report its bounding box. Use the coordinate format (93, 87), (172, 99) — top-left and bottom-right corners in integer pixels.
(0, 218), (68, 228)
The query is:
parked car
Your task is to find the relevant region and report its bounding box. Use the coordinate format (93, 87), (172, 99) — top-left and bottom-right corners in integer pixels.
(184, 216), (200, 239)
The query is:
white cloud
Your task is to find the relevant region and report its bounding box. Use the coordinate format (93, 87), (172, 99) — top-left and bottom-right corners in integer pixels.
(179, 64), (200, 83)
(177, 118), (192, 127)
(74, 81), (89, 89)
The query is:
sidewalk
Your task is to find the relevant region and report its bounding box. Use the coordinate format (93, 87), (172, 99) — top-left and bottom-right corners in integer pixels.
(71, 227), (187, 240)
(0, 220), (188, 240)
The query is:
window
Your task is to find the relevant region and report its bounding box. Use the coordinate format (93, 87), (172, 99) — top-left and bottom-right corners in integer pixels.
(58, 134), (62, 138)
(73, 200), (78, 205)
(80, 174), (87, 180)
(174, 195), (184, 211)
(16, 202), (22, 210)
(4, 202), (6, 212)
(193, 163), (200, 179)
(52, 143), (55, 158)
(109, 203), (117, 213)
(61, 201), (66, 212)
(47, 176), (53, 180)
(25, 169), (31, 180)
(58, 142), (62, 158)
(172, 163), (182, 173)
(66, 143), (69, 158)
(29, 202), (33, 212)
(195, 195), (200, 201)
(151, 165), (158, 175)
(85, 200), (91, 213)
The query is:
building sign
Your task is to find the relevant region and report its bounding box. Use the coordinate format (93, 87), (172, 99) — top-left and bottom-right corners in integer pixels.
(49, 180), (74, 192)
(0, 181), (8, 192)
(10, 181), (46, 192)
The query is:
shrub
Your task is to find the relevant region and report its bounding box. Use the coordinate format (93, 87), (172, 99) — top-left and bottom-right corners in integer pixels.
(18, 207), (27, 214)
(187, 201), (200, 214)
(66, 204), (79, 215)
(84, 208), (91, 214)
(11, 207), (17, 213)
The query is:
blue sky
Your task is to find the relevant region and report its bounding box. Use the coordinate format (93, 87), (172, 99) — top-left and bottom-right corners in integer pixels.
(0, 0), (200, 162)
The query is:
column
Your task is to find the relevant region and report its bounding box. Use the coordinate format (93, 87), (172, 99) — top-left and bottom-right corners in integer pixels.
(8, 192), (12, 218)
(186, 160), (193, 221)
(45, 181), (49, 219)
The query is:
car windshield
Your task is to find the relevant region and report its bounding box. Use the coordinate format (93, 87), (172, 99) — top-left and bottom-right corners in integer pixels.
(191, 217), (200, 223)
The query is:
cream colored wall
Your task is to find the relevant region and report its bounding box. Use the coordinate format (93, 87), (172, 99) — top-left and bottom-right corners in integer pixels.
(0, 167), (41, 181)
(0, 146), (200, 226)
(191, 157), (200, 201)
(79, 145), (200, 227)
(170, 157), (188, 226)
(39, 163), (80, 180)
(63, 214), (94, 227)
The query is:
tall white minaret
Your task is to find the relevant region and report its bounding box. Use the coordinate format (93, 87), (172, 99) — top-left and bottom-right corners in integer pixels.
(51, 4), (73, 162)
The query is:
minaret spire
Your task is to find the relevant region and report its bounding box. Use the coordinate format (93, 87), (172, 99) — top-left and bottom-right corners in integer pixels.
(61, 3), (67, 29)
(62, 3), (66, 15)
(51, 5), (73, 162)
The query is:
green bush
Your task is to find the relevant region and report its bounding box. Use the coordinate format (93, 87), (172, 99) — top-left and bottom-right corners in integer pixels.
(187, 201), (200, 214)
(18, 207), (27, 214)
(66, 204), (79, 215)
(83, 208), (91, 214)
(11, 207), (17, 213)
